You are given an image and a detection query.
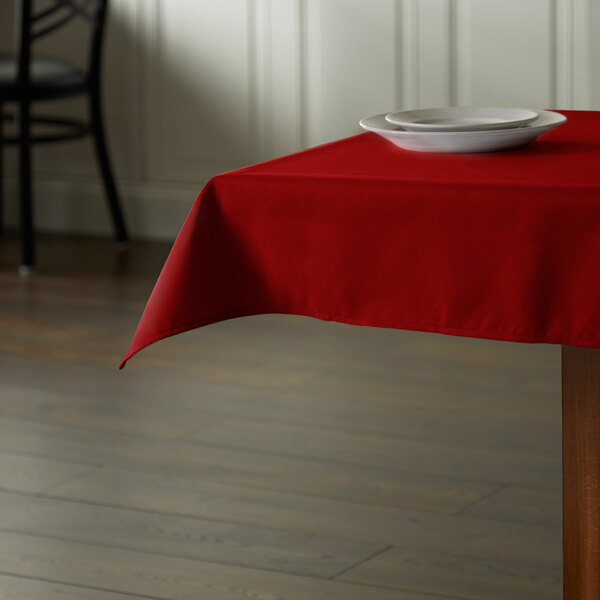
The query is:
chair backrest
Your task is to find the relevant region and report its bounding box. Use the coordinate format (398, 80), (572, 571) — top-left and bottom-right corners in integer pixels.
(15, 0), (109, 89)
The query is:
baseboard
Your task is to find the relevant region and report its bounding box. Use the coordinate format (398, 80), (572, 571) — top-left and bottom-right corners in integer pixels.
(3, 175), (206, 241)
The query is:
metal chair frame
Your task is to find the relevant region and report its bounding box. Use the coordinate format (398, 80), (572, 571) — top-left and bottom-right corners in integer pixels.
(0, 0), (128, 270)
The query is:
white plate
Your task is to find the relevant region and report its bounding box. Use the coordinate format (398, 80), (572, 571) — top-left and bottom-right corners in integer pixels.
(359, 110), (566, 154)
(385, 107), (539, 131)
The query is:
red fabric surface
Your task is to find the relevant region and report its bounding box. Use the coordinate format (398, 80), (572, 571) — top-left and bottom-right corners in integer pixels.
(120, 110), (600, 368)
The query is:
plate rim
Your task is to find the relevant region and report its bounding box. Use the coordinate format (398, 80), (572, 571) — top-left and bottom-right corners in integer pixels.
(384, 106), (540, 131)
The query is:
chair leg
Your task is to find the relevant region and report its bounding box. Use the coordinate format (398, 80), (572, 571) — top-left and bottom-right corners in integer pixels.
(89, 90), (128, 244)
(18, 99), (34, 270)
(0, 101), (4, 235)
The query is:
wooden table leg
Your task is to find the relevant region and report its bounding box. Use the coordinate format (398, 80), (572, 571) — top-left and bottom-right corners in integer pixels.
(562, 345), (600, 600)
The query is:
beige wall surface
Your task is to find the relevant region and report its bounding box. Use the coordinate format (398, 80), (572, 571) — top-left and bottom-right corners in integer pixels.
(1, 0), (599, 240)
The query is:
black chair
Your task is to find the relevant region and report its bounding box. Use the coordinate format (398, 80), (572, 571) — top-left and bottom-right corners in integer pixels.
(0, 0), (128, 272)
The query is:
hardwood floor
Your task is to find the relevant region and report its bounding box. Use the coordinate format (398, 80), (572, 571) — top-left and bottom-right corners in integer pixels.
(0, 232), (562, 600)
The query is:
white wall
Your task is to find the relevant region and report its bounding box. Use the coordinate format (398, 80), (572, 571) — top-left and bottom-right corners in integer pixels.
(1, 0), (598, 240)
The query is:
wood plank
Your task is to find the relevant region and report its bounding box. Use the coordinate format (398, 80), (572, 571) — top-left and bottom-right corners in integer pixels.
(0, 417), (503, 513)
(185, 417), (562, 489)
(337, 545), (561, 600)
(49, 468), (561, 568)
(0, 490), (385, 578)
(0, 530), (439, 600)
(0, 574), (144, 600)
(0, 452), (96, 494)
(0, 385), (223, 440)
(462, 486), (562, 528)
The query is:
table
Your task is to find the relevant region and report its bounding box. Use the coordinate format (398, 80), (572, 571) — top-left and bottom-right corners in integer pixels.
(121, 110), (600, 599)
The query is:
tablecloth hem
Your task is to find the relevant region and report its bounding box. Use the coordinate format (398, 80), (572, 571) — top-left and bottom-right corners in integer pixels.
(119, 307), (596, 369)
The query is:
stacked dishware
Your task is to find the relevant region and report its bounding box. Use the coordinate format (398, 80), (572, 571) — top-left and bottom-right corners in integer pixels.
(359, 107), (567, 153)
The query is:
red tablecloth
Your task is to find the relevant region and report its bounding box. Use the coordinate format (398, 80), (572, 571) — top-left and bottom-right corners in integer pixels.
(121, 110), (600, 368)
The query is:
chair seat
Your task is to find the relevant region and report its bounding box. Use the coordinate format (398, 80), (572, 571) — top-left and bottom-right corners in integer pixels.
(0, 54), (87, 100)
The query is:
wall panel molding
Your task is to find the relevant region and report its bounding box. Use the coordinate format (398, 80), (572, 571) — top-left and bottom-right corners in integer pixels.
(417, 0), (453, 108)
(453, 0), (556, 108)
(571, 0), (593, 108)
(453, 0), (472, 106)
(399, 0), (419, 109)
(554, 0), (593, 109)
(259, 0), (304, 158)
(397, 0), (453, 110)
(250, 0), (270, 161)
